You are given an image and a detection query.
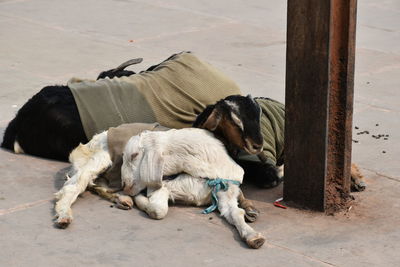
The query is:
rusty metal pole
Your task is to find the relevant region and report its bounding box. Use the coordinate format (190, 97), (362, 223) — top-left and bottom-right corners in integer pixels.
(284, 0), (357, 213)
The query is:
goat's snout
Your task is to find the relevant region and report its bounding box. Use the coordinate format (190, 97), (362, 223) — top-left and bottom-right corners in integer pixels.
(244, 139), (263, 154)
(252, 143), (263, 152)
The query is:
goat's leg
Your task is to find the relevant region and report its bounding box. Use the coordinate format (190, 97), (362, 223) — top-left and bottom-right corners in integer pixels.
(217, 185), (265, 249)
(238, 159), (283, 189)
(96, 58), (142, 80)
(54, 170), (97, 228)
(238, 190), (260, 223)
(89, 186), (133, 210)
(134, 187), (169, 220)
(54, 150), (111, 228)
(351, 163), (366, 192)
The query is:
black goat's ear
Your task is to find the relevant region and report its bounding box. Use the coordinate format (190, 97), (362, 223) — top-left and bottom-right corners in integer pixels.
(193, 105), (221, 131)
(202, 108), (222, 131)
(193, 105), (214, 127)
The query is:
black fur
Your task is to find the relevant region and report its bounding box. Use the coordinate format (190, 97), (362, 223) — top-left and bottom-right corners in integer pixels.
(1, 63), (141, 161)
(97, 70), (136, 80)
(192, 104), (215, 127)
(2, 86), (87, 160)
(223, 95), (263, 147)
(97, 57), (143, 80)
(194, 94), (282, 188)
(236, 159), (283, 188)
(194, 94), (263, 153)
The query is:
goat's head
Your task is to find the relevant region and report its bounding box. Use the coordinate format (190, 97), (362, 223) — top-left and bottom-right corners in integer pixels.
(121, 132), (164, 196)
(193, 95), (263, 156)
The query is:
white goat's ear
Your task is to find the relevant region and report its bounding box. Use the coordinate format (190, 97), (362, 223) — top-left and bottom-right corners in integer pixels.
(139, 149), (164, 190)
(202, 108), (222, 131)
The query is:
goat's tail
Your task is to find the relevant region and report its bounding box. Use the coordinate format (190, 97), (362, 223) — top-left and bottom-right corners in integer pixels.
(1, 118), (17, 151)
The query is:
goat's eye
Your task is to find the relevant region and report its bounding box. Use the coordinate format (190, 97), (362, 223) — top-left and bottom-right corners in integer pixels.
(230, 112), (244, 130)
(131, 152), (138, 161)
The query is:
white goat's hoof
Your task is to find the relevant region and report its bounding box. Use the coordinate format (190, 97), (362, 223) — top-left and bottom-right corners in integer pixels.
(115, 195), (134, 210)
(55, 216), (72, 229)
(244, 207), (260, 223)
(246, 233), (265, 249)
(148, 210), (166, 220)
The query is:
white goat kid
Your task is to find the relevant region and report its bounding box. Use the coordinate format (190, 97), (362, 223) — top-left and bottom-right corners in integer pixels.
(54, 127), (265, 249)
(121, 128), (265, 249)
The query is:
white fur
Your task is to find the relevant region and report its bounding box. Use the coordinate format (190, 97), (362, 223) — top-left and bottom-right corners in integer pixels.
(230, 111), (244, 130)
(225, 100), (240, 113)
(122, 128), (264, 248)
(278, 164), (284, 178)
(54, 132), (112, 224)
(121, 128), (244, 196)
(224, 100), (244, 130)
(14, 140), (24, 154)
(54, 128), (265, 248)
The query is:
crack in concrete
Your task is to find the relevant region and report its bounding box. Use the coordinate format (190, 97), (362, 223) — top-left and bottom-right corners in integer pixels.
(353, 100), (399, 113)
(362, 167), (400, 182)
(0, 10), (236, 46)
(131, 0), (237, 25)
(0, 198), (52, 216)
(362, 24), (397, 33)
(267, 241), (337, 266)
(131, 21), (236, 43)
(0, 0), (29, 6)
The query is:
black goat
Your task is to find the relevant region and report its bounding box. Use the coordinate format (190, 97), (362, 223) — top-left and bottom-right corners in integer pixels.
(2, 58), (143, 161)
(193, 95), (284, 188)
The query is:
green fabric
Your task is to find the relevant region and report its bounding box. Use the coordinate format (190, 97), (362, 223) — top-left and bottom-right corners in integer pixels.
(255, 98), (285, 165)
(97, 123), (169, 190)
(68, 52), (242, 139)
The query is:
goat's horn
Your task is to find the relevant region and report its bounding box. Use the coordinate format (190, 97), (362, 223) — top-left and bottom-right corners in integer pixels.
(114, 58), (143, 71)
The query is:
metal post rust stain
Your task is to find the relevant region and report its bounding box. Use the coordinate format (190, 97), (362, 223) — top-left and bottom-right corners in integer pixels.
(325, 0), (357, 213)
(284, 0), (357, 212)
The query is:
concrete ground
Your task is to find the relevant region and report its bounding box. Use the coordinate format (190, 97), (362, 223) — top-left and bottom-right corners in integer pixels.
(0, 0), (399, 266)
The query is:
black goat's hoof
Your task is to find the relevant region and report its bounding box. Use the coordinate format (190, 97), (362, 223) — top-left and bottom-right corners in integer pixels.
(260, 176), (283, 189)
(351, 180), (366, 192)
(255, 163), (283, 189)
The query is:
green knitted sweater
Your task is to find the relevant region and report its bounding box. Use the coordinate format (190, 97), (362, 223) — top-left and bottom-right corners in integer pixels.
(255, 98), (285, 166)
(68, 52), (241, 139)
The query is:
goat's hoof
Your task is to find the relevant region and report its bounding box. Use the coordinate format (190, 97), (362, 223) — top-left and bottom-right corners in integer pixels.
(115, 195), (134, 210)
(351, 180), (366, 192)
(260, 177), (283, 189)
(244, 207), (260, 223)
(148, 210), (167, 220)
(246, 233), (265, 249)
(55, 217), (72, 229)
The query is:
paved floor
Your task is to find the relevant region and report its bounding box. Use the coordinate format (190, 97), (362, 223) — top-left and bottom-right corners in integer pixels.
(1, 0), (399, 266)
